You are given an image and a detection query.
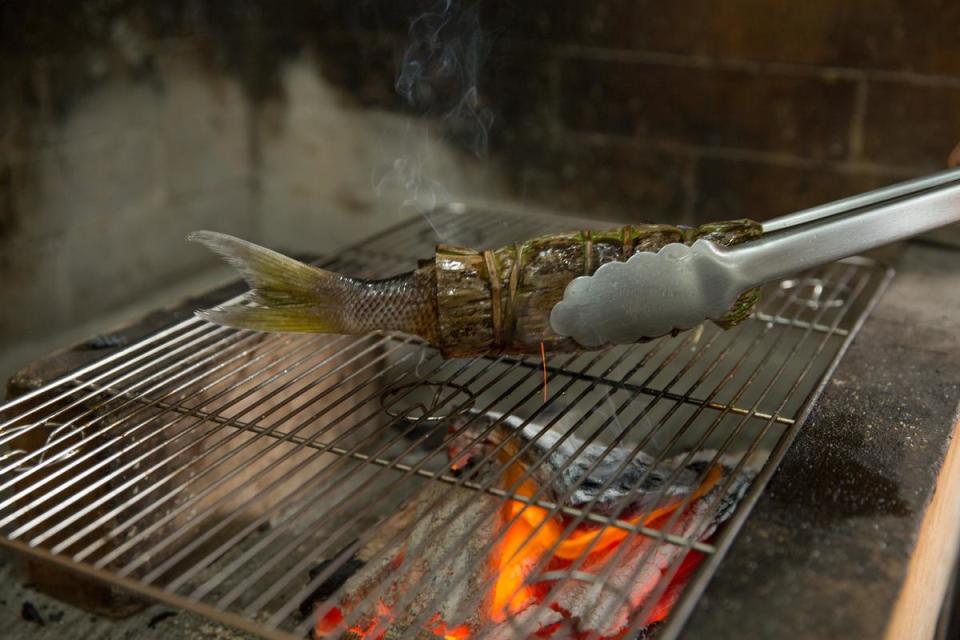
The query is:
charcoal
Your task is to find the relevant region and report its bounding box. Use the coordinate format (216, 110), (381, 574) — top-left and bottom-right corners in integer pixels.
(547, 473), (755, 637)
(313, 407), (765, 639)
(327, 480), (500, 632)
(449, 410), (746, 517)
(300, 556), (367, 618)
(476, 462), (758, 638)
(21, 601), (44, 625)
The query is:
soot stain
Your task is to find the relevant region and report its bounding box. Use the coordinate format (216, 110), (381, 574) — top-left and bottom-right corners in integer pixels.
(771, 411), (911, 523)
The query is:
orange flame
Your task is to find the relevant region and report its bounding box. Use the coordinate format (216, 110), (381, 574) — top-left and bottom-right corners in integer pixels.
(314, 454), (722, 638)
(429, 613), (471, 640)
(490, 460), (722, 622)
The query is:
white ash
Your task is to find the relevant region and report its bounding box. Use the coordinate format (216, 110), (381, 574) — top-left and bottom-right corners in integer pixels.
(449, 409), (758, 517)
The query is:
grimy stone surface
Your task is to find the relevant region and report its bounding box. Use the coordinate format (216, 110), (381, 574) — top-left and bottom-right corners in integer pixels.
(681, 241), (960, 639)
(0, 551), (254, 640)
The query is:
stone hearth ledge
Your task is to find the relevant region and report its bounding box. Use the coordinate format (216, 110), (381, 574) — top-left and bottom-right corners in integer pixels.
(679, 241), (960, 640)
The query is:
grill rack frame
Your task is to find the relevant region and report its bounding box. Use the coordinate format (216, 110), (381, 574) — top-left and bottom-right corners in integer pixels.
(0, 207), (894, 640)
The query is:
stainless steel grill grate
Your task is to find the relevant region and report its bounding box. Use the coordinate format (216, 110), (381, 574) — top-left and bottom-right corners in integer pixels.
(0, 207), (892, 640)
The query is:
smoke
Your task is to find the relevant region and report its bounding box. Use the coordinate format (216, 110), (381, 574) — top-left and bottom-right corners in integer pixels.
(374, 0), (494, 234)
(395, 0), (494, 157)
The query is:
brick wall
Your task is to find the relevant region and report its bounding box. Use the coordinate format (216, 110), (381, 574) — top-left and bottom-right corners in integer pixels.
(314, 1), (960, 222)
(3, 0), (959, 377)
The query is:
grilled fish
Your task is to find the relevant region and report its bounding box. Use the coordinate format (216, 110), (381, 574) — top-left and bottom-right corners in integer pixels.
(189, 219), (762, 357)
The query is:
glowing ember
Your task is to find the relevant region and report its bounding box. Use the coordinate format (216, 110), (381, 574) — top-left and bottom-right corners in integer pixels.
(310, 429), (760, 640)
(490, 458), (722, 623)
(430, 613), (471, 640)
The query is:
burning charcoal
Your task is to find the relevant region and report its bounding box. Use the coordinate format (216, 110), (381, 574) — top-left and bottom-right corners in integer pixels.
(478, 446), (760, 637)
(315, 405), (765, 640)
(313, 480), (504, 638)
(510, 414), (701, 513)
(637, 620), (664, 639)
(21, 601), (44, 625)
(449, 409), (741, 518)
(537, 465), (757, 637)
(483, 605), (565, 640)
(300, 556), (366, 618)
(147, 611), (177, 629)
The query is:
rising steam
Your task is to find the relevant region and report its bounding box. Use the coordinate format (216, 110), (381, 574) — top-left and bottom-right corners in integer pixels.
(395, 0), (494, 157)
(374, 0), (494, 234)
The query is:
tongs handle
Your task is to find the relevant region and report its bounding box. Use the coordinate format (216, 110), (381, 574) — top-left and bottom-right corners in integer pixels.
(550, 167), (960, 347)
(762, 165), (960, 233)
(723, 165), (960, 290)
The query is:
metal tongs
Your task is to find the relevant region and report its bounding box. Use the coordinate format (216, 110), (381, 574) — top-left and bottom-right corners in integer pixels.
(551, 166), (960, 347)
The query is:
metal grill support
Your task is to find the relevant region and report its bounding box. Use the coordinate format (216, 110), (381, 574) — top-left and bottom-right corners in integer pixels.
(0, 208), (892, 640)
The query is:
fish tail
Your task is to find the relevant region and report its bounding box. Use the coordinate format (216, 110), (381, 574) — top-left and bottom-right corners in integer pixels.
(188, 231), (352, 334)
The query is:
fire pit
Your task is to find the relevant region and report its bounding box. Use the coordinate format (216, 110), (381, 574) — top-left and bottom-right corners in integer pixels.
(306, 407), (761, 639)
(0, 207), (893, 639)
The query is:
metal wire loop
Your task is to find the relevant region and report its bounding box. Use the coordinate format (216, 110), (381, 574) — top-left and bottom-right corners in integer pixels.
(380, 380), (477, 423)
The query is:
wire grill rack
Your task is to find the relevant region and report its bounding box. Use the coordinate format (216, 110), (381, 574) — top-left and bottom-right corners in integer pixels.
(0, 207), (892, 640)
